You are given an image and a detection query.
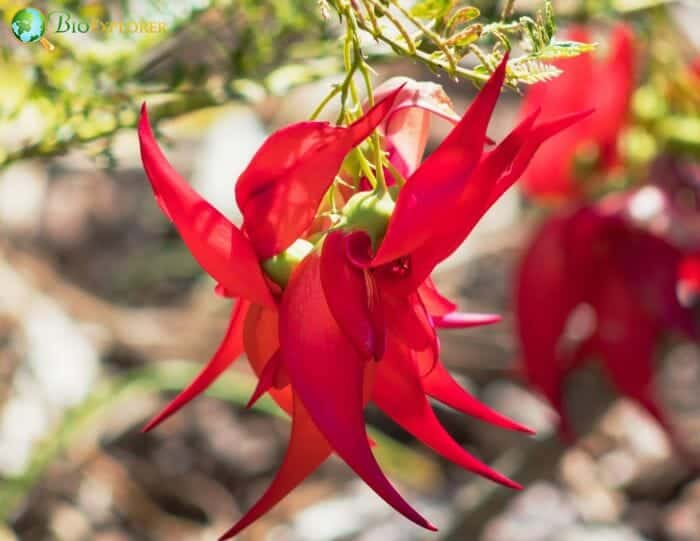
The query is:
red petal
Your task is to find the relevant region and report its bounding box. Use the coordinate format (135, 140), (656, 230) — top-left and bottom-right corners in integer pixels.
(373, 77), (460, 177)
(142, 300), (250, 432)
(219, 393), (331, 540)
(383, 291), (437, 355)
(615, 227), (698, 339)
(246, 350), (283, 408)
(387, 107), (540, 291)
(521, 24), (634, 202)
(515, 208), (605, 436)
(138, 105), (274, 308)
(418, 350), (534, 434)
(433, 312), (502, 329)
(680, 251), (700, 301)
(418, 278), (457, 317)
(487, 110), (595, 209)
(280, 253), (434, 530)
(374, 340), (520, 488)
(373, 54), (509, 266)
(236, 89), (401, 259)
(590, 265), (670, 431)
(244, 304), (293, 415)
(321, 230), (384, 359)
(400, 109), (593, 293)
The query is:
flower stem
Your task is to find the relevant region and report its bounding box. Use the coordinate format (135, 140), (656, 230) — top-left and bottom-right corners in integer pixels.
(386, 0), (458, 75)
(310, 85), (341, 120)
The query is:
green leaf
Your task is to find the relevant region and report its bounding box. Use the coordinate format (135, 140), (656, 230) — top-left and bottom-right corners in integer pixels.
(446, 6), (480, 33)
(536, 40), (597, 60)
(519, 16), (544, 52)
(510, 59), (563, 84)
(410, 0), (453, 20)
(446, 24), (483, 48)
(543, 0), (556, 42)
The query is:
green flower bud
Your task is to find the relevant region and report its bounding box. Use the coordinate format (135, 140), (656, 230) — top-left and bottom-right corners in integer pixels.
(342, 190), (395, 247)
(262, 238), (314, 288)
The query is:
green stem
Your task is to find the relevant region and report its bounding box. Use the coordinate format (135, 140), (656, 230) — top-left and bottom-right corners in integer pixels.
(310, 84), (342, 120)
(353, 12), (490, 83)
(386, 0), (458, 74)
(362, 0), (417, 54)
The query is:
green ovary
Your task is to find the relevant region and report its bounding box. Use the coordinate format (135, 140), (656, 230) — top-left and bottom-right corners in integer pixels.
(262, 238), (314, 287)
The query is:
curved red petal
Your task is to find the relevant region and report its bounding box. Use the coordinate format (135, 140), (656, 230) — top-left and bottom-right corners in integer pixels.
(396, 109), (593, 294)
(280, 253), (434, 530)
(219, 393), (331, 540)
(142, 300), (250, 432)
(246, 350), (283, 409)
(321, 230), (382, 359)
(418, 351), (534, 434)
(236, 89), (402, 259)
(374, 340), (520, 488)
(515, 208), (608, 438)
(433, 312), (502, 329)
(373, 77), (460, 177)
(138, 105), (274, 308)
(244, 304), (293, 415)
(373, 54), (509, 266)
(383, 291), (436, 354)
(590, 265), (669, 426)
(418, 278), (457, 317)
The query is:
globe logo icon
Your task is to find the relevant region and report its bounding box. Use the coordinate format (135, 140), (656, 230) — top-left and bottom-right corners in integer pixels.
(10, 7), (55, 51)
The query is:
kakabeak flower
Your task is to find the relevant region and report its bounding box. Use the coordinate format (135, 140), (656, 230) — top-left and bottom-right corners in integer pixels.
(138, 56), (589, 539)
(520, 24), (635, 204)
(516, 195), (699, 441)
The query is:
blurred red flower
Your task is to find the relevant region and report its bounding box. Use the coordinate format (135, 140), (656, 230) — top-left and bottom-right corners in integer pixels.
(520, 24), (635, 204)
(138, 56), (587, 538)
(516, 194), (698, 440)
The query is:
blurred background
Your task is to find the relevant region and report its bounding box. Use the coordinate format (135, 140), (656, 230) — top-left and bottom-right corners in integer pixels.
(0, 0), (699, 540)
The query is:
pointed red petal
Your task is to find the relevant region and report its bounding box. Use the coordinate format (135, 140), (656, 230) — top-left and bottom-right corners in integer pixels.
(399, 108), (593, 293)
(138, 105), (274, 308)
(515, 208), (606, 437)
(417, 350), (534, 434)
(487, 110), (595, 210)
(142, 300), (250, 432)
(591, 265), (670, 430)
(433, 312), (502, 329)
(418, 278), (457, 317)
(236, 89), (401, 259)
(244, 304), (293, 415)
(374, 341), (520, 488)
(246, 350), (283, 408)
(219, 393), (332, 540)
(373, 54), (509, 266)
(280, 253), (434, 530)
(373, 77), (460, 177)
(385, 108), (539, 292)
(321, 230), (382, 359)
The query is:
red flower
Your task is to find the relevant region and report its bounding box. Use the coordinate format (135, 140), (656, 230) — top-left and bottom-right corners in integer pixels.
(138, 56), (588, 539)
(516, 195), (699, 441)
(680, 252), (700, 301)
(520, 24), (635, 204)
